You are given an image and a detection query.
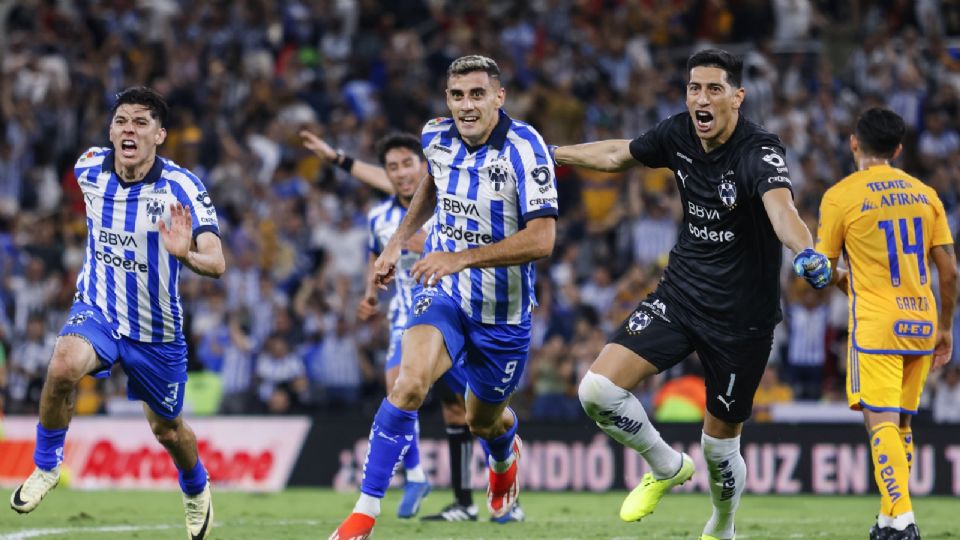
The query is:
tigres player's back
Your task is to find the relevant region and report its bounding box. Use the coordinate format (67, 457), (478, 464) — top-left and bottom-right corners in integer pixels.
(816, 164), (953, 353)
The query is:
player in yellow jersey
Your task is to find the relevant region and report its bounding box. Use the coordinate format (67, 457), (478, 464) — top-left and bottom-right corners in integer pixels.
(814, 108), (957, 540)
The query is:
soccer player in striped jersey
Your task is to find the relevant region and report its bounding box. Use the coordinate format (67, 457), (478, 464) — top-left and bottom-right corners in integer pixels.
(814, 108), (956, 540)
(330, 55), (556, 539)
(302, 130), (524, 523)
(10, 87), (222, 540)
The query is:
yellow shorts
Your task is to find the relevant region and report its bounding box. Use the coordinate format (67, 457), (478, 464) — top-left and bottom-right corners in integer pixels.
(847, 346), (931, 414)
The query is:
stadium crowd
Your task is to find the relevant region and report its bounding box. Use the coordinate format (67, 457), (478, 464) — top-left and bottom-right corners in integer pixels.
(2, 0), (960, 424)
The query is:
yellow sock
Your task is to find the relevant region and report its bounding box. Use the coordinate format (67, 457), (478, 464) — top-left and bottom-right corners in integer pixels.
(871, 422), (912, 518)
(900, 427), (914, 474)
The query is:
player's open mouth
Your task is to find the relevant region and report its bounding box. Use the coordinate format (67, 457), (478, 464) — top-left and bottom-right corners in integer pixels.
(459, 115), (479, 127)
(695, 111), (714, 133)
(121, 139), (138, 158)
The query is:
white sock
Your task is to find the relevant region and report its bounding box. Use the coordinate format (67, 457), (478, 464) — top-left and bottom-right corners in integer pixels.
(406, 465), (426, 483)
(877, 514), (893, 528)
(353, 493), (381, 518)
(578, 371), (681, 479)
(701, 432), (745, 540)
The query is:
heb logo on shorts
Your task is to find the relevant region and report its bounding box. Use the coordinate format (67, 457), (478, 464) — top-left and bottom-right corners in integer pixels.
(893, 320), (934, 338)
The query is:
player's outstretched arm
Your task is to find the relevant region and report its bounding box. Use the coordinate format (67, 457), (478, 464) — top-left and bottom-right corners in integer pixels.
(300, 129), (393, 194)
(761, 189), (813, 253)
(553, 139), (638, 172)
(762, 189), (832, 289)
(374, 175), (436, 289)
(931, 243), (957, 369)
(159, 203), (226, 278)
(410, 217), (555, 287)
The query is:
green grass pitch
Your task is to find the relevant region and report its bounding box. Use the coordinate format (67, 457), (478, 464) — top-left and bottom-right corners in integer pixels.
(0, 488), (956, 539)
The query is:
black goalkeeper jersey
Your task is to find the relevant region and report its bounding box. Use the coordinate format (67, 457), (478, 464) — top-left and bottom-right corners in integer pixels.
(629, 113), (794, 333)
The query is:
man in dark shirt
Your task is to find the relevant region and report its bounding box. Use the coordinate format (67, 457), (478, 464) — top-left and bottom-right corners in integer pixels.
(554, 49), (830, 540)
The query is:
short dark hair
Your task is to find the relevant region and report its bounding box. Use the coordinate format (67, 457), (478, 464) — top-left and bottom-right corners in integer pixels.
(111, 86), (169, 127)
(447, 55), (501, 82)
(855, 108), (905, 158)
(375, 132), (423, 165)
(687, 48), (743, 88)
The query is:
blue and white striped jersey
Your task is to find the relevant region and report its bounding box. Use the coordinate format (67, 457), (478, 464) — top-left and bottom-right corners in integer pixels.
(73, 147), (220, 342)
(421, 110), (558, 324)
(367, 196), (432, 331)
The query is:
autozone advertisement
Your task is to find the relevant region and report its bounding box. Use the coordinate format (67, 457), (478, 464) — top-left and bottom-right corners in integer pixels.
(291, 415), (960, 495)
(0, 416), (311, 491)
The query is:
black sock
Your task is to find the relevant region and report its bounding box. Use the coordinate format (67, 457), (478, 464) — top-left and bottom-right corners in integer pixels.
(447, 424), (473, 506)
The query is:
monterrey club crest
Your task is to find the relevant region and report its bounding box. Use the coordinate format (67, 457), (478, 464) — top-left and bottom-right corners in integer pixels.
(627, 310), (652, 334)
(718, 180), (737, 209)
(146, 200), (164, 223)
(488, 162), (509, 192)
(413, 296), (433, 317)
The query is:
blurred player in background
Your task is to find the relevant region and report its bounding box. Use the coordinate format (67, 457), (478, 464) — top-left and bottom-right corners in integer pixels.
(554, 49), (830, 540)
(9, 87), (223, 540)
(329, 55), (557, 539)
(814, 108), (956, 540)
(302, 130), (500, 522)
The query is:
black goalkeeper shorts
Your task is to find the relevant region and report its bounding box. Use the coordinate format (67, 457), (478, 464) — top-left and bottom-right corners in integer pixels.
(610, 291), (773, 423)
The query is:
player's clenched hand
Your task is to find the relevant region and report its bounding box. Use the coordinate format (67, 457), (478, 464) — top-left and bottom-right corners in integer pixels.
(158, 202), (192, 259)
(411, 252), (465, 287)
(792, 248), (832, 289)
(299, 129), (337, 162)
(933, 329), (953, 370)
(357, 295), (380, 321)
(373, 242), (401, 289)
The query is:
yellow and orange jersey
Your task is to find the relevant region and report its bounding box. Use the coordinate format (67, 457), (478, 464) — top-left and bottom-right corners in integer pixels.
(816, 164), (953, 353)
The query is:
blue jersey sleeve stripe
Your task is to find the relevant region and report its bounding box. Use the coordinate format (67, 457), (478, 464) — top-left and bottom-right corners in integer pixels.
(522, 208), (559, 221)
(103, 246), (118, 322)
(124, 249), (140, 340)
(85, 217), (98, 303)
(147, 231), (164, 341)
(168, 253), (181, 337)
(193, 225), (220, 240)
(491, 200), (509, 324)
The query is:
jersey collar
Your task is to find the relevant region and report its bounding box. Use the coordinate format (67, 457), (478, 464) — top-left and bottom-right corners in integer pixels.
(446, 109), (512, 152)
(103, 150), (164, 189)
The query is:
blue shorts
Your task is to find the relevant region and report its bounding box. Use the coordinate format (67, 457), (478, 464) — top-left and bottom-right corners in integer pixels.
(60, 301), (188, 419)
(388, 323), (467, 396)
(408, 287), (530, 403)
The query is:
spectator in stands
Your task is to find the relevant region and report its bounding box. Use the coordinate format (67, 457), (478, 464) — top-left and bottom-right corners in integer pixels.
(752, 366), (795, 422)
(255, 333), (308, 414)
(932, 365), (960, 423)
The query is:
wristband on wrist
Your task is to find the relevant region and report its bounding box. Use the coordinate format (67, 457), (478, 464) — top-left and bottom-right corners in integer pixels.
(335, 150), (354, 172)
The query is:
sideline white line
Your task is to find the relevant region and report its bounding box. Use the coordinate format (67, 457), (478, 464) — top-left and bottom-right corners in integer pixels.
(0, 520), (325, 539)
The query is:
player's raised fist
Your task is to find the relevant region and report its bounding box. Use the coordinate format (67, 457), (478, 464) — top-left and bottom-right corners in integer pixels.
(792, 248), (831, 289)
(299, 129), (337, 162)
